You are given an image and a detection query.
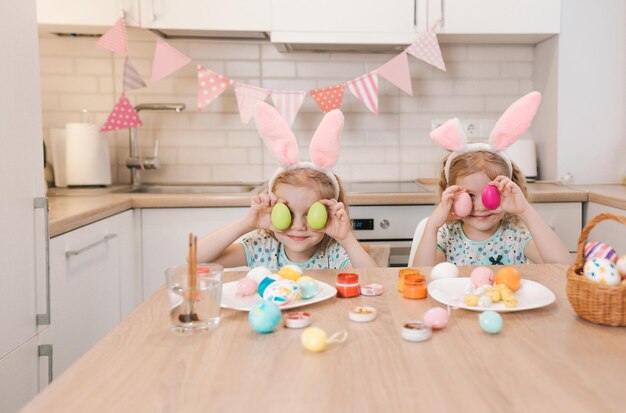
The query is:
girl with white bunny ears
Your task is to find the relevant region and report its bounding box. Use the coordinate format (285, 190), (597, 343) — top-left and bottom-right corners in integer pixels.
(412, 92), (570, 267)
(197, 102), (377, 270)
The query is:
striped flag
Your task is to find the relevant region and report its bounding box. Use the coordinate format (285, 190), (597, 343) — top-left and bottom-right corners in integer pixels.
(123, 58), (146, 92)
(96, 18), (128, 56)
(234, 83), (270, 124)
(347, 72), (379, 114)
(271, 91), (306, 126)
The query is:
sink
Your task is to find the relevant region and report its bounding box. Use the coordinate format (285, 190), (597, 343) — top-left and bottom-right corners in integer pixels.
(115, 183), (263, 194)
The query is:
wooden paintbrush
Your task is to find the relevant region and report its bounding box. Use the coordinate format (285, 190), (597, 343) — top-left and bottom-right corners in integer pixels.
(179, 233), (200, 322)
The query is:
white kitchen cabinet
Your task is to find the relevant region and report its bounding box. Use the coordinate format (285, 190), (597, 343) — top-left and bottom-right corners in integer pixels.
(42, 211), (134, 382)
(36, 0), (141, 32)
(533, 202), (583, 255)
(139, 0), (271, 33)
(140, 207), (248, 300)
(0, 338), (40, 413)
(585, 203), (626, 255)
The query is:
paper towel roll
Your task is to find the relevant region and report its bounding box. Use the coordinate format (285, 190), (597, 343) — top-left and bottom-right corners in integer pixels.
(50, 128), (67, 187)
(65, 123), (111, 186)
(504, 139), (537, 179)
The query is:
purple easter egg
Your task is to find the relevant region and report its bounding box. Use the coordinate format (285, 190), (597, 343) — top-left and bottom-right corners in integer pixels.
(481, 185), (501, 210)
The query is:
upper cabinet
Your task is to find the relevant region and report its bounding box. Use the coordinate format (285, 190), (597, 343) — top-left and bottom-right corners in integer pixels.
(36, 0), (141, 32)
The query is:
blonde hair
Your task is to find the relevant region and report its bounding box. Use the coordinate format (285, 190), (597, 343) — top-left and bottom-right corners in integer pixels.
(267, 168), (349, 250)
(437, 151), (528, 225)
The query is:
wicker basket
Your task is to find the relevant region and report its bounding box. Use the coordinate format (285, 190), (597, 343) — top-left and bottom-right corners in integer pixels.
(566, 213), (626, 326)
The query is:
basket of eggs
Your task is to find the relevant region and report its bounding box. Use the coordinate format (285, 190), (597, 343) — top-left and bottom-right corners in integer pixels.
(566, 213), (626, 326)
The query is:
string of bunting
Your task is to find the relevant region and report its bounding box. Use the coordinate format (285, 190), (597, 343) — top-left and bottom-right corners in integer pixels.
(96, 17), (446, 132)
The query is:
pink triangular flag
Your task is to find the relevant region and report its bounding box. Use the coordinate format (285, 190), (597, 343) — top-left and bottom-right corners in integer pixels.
(150, 38), (191, 83)
(123, 58), (146, 92)
(197, 65), (233, 111)
(347, 72), (379, 114)
(377, 53), (413, 96)
(270, 91), (306, 126)
(234, 83), (270, 124)
(96, 18), (128, 56)
(406, 31), (446, 71)
(100, 94), (142, 132)
(309, 84), (345, 113)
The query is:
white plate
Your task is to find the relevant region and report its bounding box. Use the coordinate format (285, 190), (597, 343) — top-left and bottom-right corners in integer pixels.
(221, 280), (337, 311)
(427, 277), (556, 312)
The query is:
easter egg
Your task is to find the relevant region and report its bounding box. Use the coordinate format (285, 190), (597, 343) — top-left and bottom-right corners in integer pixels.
(481, 185), (501, 210)
(301, 327), (328, 352)
(263, 280), (301, 306)
(271, 202), (291, 230)
(297, 275), (315, 284)
(248, 300), (282, 334)
(583, 258), (620, 286)
(453, 192), (472, 218)
(479, 310), (503, 334)
(470, 266), (495, 287)
(278, 265), (303, 281)
(235, 278), (258, 297)
(430, 262), (459, 280)
(423, 307), (449, 330)
(583, 241), (618, 264)
(299, 280), (320, 299)
(495, 266), (522, 292)
(307, 201), (328, 230)
(257, 274), (281, 297)
(246, 266), (272, 285)
(616, 255), (626, 278)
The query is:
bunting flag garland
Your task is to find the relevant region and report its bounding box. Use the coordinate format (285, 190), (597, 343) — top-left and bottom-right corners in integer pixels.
(150, 38), (191, 83)
(197, 65), (233, 111)
(271, 91), (306, 126)
(96, 17), (128, 56)
(234, 83), (270, 124)
(406, 31), (446, 72)
(123, 58), (146, 92)
(100, 94), (142, 132)
(346, 72), (379, 114)
(377, 52), (413, 96)
(309, 84), (345, 113)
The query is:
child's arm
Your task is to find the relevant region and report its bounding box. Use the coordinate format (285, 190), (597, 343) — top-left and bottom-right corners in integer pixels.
(492, 176), (570, 264)
(412, 185), (462, 266)
(197, 192), (277, 267)
(319, 199), (377, 268)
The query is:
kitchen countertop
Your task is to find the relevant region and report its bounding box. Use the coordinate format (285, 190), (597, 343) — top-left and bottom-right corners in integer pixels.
(46, 183), (625, 238)
(19, 265), (626, 413)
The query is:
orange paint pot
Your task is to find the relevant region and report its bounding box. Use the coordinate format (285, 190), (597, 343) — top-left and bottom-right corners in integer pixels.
(398, 269), (420, 292)
(402, 273), (427, 300)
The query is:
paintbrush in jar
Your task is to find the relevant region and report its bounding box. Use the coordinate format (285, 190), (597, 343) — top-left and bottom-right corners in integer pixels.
(179, 233), (200, 322)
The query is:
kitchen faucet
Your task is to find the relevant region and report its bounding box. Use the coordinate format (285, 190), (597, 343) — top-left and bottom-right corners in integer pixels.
(127, 103), (185, 185)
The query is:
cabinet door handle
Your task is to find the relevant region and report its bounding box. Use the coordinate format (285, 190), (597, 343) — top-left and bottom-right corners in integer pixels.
(413, 0), (418, 27)
(38, 344), (53, 384)
(66, 234), (118, 258)
(440, 0), (445, 28)
(34, 197), (50, 326)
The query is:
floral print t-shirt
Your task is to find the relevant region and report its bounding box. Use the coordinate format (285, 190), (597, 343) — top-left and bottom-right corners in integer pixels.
(239, 232), (350, 270)
(437, 222), (532, 265)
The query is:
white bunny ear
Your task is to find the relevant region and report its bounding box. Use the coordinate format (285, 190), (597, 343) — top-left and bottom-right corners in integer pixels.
(254, 102), (299, 166)
(309, 109), (344, 168)
(430, 118), (467, 151)
(489, 91), (542, 150)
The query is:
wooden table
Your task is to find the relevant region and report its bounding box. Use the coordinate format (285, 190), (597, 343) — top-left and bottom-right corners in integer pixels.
(20, 265), (626, 413)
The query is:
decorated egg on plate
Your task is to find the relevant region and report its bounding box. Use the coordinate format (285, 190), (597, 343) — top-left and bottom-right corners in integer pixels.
(278, 264), (303, 281)
(423, 307), (449, 330)
(299, 279), (320, 299)
(430, 262), (459, 280)
(246, 266), (273, 285)
(453, 192), (472, 218)
(616, 255), (626, 279)
(248, 300), (282, 334)
(584, 241), (618, 264)
(583, 258), (620, 286)
(257, 274), (281, 297)
(263, 280), (301, 306)
(235, 278), (258, 297)
(470, 266), (494, 287)
(481, 185), (500, 210)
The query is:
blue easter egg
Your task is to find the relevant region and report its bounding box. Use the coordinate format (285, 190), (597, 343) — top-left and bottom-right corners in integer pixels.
(257, 275), (280, 297)
(248, 300), (282, 334)
(479, 310), (503, 334)
(299, 280), (320, 299)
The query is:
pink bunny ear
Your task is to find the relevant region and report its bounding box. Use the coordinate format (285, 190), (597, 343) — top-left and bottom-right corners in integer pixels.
(254, 102), (299, 166)
(430, 118), (467, 151)
(309, 109), (344, 168)
(489, 91), (542, 150)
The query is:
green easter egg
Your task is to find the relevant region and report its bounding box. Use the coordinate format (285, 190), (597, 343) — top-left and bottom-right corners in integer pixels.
(307, 201), (328, 230)
(271, 202), (291, 230)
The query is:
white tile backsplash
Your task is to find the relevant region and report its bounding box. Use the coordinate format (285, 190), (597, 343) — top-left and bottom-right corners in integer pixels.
(39, 33), (535, 185)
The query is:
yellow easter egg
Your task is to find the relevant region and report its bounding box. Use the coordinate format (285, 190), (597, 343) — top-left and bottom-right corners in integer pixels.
(464, 294), (479, 307)
(278, 265), (302, 281)
(301, 327), (328, 352)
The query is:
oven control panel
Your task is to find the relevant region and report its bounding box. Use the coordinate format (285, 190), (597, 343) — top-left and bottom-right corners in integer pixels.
(349, 205), (433, 240)
(351, 218), (374, 230)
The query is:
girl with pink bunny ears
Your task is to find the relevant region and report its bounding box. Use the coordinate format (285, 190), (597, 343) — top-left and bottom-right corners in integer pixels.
(197, 102), (377, 270)
(412, 92), (570, 267)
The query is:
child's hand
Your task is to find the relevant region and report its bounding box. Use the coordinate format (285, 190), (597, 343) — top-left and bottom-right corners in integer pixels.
(490, 176), (530, 216)
(245, 191), (279, 231)
(318, 199), (351, 241)
(431, 185), (464, 227)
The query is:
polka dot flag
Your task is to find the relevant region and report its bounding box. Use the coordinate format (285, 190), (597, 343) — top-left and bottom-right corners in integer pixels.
(406, 31), (446, 72)
(100, 94), (142, 132)
(197, 65), (233, 111)
(309, 84), (345, 113)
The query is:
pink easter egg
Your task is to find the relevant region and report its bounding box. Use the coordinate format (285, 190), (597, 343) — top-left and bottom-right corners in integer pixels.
(481, 185), (501, 210)
(453, 192), (472, 217)
(423, 307), (449, 330)
(235, 278), (258, 297)
(616, 255), (626, 279)
(470, 266), (495, 287)
(583, 241), (618, 264)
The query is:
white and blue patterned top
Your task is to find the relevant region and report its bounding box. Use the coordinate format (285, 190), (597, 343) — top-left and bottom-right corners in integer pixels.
(239, 232), (350, 270)
(437, 222), (532, 266)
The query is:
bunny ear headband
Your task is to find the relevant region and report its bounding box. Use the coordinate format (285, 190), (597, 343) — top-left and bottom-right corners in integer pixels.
(430, 91), (542, 183)
(254, 102), (344, 198)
